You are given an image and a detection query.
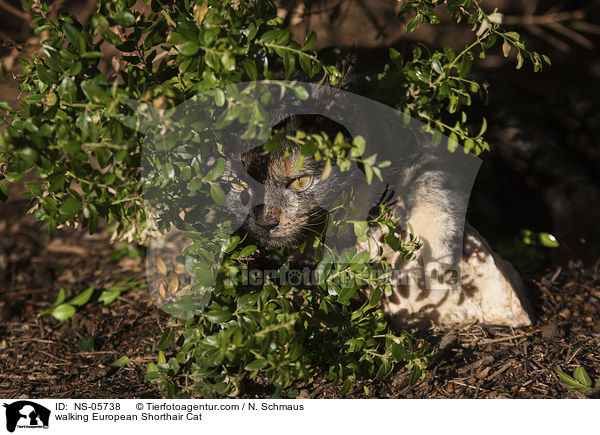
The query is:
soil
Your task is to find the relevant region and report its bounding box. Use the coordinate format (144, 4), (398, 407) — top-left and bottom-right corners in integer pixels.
(1, 0), (600, 399)
(1, 188), (599, 399)
(0, 192), (165, 398)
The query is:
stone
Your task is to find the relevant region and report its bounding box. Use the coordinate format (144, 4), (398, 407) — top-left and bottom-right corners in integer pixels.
(358, 223), (533, 327)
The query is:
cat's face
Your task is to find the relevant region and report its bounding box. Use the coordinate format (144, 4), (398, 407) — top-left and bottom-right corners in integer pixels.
(221, 142), (342, 247)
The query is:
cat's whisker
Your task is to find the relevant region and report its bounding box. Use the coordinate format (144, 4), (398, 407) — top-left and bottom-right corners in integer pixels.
(301, 227), (325, 239)
(306, 209), (327, 218)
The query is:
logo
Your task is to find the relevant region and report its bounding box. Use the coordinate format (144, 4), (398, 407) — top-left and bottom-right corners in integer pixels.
(3, 401), (50, 432)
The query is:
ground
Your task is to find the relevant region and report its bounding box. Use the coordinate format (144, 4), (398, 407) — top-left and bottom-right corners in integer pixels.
(1, 188), (599, 399)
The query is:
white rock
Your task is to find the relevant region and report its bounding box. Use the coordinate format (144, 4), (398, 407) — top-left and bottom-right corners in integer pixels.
(358, 223), (533, 327)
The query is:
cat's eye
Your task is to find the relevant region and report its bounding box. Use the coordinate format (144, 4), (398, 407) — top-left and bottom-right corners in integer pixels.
(288, 175), (313, 191)
(228, 177), (248, 191)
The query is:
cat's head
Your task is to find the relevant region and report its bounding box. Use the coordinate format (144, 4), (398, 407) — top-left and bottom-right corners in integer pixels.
(221, 116), (351, 247)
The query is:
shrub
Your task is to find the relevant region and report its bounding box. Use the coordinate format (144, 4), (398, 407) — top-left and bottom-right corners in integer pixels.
(0, 0), (547, 397)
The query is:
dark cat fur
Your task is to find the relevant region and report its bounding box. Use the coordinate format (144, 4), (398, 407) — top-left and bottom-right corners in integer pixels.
(221, 116), (352, 247)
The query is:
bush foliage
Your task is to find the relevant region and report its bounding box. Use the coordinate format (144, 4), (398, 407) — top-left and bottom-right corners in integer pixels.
(0, 0), (548, 397)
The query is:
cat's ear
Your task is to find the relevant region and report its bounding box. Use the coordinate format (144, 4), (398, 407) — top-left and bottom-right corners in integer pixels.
(114, 99), (167, 133)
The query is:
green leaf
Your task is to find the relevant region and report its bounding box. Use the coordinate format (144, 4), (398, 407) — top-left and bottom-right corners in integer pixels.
(555, 367), (589, 392)
(111, 355), (131, 367)
(573, 366), (592, 388)
(443, 45), (455, 62)
(69, 286), (95, 306)
(350, 250), (370, 265)
(302, 31), (316, 50)
(76, 112), (99, 141)
(210, 184), (226, 205)
(464, 138), (474, 153)
(59, 77), (77, 103)
(259, 29), (289, 44)
(431, 58), (443, 75)
(205, 310), (232, 323)
(145, 363), (160, 380)
(352, 220), (367, 237)
(293, 85), (309, 100)
(205, 158), (226, 181)
(315, 256), (333, 284)
(503, 31), (521, 42)
(539, 232), (559, 248)
(98, 288), (121, 305)
(4, 172), (26, 183)
(63, 23), (85, 52)
(242, 59), (258, 80)
(339, 378), (352, 395)
(0, 101), (11, 111)
(34, 24), (51, 34)
(477, 117), (487, 138)
(50, 303), (76, 321)
(82, 51), (103, 59)
(389, 47), (401, 62)
(239, 244), (257, 257)
(459, 54), (472, 76)
(406, 17), (418, 33)
(376, 360), (392, 379)
(0, 182), (8, 201)
(223, 235), (241, 253)
(81, 79), (107, 103)
(157, 328), (175, 350)
(409, 366), (422, 385)
(178, 41), (200, 56)
(54, 288), (67, 306)
(247, 359), (268, 370)
(542, 54), (551, 65)
(447, 132), (458, 152)
(352, 136), (366, 156)
(68, 61), (83, 75)
(36, 64), (57, 85)
(368, 286), (381, 306)
(59, 198), (82, 220)
(114, 11), (136, 27)
(221, 52), (236, 71)
(213, 89), (225, 106)
(77, 335), (95, 352)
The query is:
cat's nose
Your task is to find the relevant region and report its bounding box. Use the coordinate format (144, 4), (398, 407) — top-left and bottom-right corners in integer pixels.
(258, 220), (279, 231)
(253, 205), (280, 231)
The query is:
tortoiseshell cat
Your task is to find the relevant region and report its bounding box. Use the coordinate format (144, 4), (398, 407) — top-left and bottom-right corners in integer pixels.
(221, 114), (463, 268)
(221, 116), (355, 249)
(218, 114), (532, 327)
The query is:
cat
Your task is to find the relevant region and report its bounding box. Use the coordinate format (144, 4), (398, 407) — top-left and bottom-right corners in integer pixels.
(221, 115), (355, 249)
(219, 114), (533, 327)
(222, 114), (463, 267)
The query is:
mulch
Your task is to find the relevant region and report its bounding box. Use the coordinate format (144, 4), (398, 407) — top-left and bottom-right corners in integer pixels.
(0, 192), (165, 398)
(1, 184), (599, 399)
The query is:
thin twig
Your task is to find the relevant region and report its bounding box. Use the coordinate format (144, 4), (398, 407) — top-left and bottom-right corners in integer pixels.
(571, 21), (600, 36)
(547, 22), (594, 49)
(503, 10), (585, 26)
(0, 0), (25, 20)
(526, 24), (571, 52)
(478, 329), (541, 345)
(36, 350), (71, 364)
